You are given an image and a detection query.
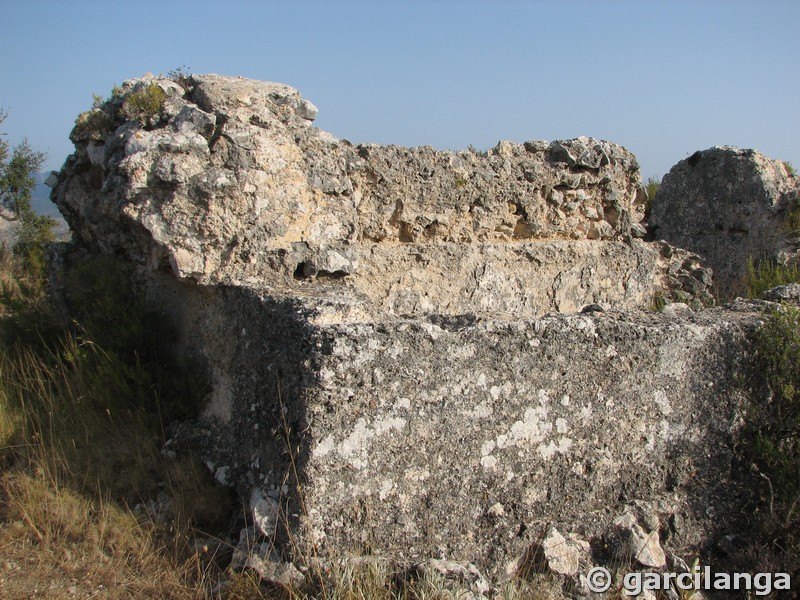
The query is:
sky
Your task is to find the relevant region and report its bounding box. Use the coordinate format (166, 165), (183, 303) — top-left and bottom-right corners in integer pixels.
(1, 0), (798, 182)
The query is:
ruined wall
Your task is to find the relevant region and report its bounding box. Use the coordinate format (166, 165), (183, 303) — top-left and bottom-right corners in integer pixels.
(50, 74), (771, 587)
(53, 74), (712, 319)
(164, 290), (762, 580)
(651, 146), (800, 297)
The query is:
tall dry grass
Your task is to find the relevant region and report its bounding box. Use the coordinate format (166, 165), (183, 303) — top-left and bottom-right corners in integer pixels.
(0, 332), (241, 598)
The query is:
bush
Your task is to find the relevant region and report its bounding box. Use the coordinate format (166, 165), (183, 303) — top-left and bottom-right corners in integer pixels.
(735, 305), (800, 579)
(123, 82), (167, 125)
(71, 108), (115, 142)
(644, 175), (660, 219)
(744, 257), (800, 299)
(751, 306), (800, 508)
(12, 210), (56, 278)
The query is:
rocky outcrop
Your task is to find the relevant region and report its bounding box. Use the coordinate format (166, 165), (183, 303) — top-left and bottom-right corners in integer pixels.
(650, 146), (800, 297)
(52, 73), (712, 319)
(51, 74), (770, 586)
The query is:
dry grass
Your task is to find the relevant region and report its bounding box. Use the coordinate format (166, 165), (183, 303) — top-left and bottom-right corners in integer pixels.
(0, 245), (245, 599)
(0, 332), (240, 599)
(0, 473), (202, 599)
(0, 245), (40, 318)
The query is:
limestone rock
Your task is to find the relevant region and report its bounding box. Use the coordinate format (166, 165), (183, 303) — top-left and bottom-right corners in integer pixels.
(51, 73), (713, 317)
(660, 302), (691, 318)
(250, 488), (282, 538)
(650, 146), (800, 297)
(50, 74), (765, 580)
(230, 526), (304, 587)
(610, 512), (666, 568)
(761, 283), (800, 303)
(540, 527), (590, 576)
(155, 285), (760, 578)
(635, 589), (658, 600)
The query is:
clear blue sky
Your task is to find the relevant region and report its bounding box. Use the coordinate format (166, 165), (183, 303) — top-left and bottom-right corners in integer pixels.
(1, 0), (798, 180)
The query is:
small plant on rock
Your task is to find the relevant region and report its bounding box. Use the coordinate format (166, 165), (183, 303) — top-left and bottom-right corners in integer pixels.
(752, 305), (800, 508)
(644, 175), (660, 220)
(71, 108), (115, 142)
(167, 65), (193, 92)
(123, 82), (166, 126)
(736, 304), (800, 579)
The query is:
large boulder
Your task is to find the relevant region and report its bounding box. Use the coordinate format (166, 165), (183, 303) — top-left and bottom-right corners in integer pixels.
(650, 146), (800, 297)
(50, 74), (757, 581)
(158, 280), (760, 580)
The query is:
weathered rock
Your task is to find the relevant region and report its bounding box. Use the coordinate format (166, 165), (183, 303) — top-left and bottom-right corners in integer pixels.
(636, 589), (658, 600)
(230, 526), (305, 587)
(251, 487), (282, 539)
(660, 302), (692, 318)
(539, 527), (589, 576)
(610, 512), (666, 568)
(50, 74), (765, 582)
(52, 73), (713, 317)
(153, 277), (760, 578)
(760, 282), (800, 303)
(650, 146), (800, 297)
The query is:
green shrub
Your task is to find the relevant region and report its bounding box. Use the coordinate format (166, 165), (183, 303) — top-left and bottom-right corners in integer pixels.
(123, 83), (166, 125)
(730, 305), (800, 578)
(784, 161), (796, 177)
(752, 307), (800, 499)
(644, 175), (660, 218)
(71, 108), (115, 142)
(744, 257), (800, 299)
(12, 211), (56, 279)
(650, 292), (667, 312)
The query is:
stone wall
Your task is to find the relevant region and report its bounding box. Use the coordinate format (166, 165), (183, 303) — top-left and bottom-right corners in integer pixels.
(50, 74), (774, 587)
(53, 74), (712, 319)
(650, 146), (800, 297)
(158, 281), (762, 580)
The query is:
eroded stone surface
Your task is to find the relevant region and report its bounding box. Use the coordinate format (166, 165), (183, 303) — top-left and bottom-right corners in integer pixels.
(540, 527), (589, 576)
(610, 512), (667, 568)
(52, 74), (712, 320)
(50, 74), (766, 581)
(651, 146), (800, 297)
(153, 275), (762, 577)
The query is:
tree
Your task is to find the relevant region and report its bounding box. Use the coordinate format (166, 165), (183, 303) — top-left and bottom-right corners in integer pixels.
(0, 110), (46, 222)
(0, 109), (56, 274)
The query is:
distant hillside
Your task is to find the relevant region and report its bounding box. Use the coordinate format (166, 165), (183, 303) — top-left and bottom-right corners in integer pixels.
(0, 174), (69, 243)
(31, 172), (63, 221)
